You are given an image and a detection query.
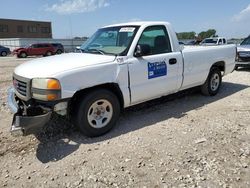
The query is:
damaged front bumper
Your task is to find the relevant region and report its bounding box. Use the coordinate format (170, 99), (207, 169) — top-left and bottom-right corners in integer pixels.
(7, 87), (52, 136)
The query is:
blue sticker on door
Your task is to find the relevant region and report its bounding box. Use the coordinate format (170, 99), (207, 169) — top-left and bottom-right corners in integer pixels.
(148, 61), (167, 79)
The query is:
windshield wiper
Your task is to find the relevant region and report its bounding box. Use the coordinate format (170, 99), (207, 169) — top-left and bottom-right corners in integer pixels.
(86, 48), (105, 55)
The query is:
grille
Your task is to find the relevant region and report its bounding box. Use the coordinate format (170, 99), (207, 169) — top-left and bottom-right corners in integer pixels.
(238, 57), (250, 62)
(14, 78), (27, 97)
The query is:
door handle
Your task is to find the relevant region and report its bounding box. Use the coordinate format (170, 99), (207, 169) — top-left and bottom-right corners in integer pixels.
(169, 58), (177, 65)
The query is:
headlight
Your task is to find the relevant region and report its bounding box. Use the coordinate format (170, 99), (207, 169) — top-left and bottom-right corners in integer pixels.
(239, 52), (250, 57)
(31, 78), (61, 101)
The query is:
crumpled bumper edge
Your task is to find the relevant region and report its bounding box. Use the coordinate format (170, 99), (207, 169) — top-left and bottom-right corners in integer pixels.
(11, 112), (52, 136)
(7, 87), (52, 136)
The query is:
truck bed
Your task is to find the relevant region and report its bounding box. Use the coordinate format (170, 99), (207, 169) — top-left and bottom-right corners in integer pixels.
(180, 45), (236, 90)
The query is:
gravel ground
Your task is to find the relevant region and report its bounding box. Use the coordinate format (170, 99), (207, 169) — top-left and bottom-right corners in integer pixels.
(0, 56), (250, 188)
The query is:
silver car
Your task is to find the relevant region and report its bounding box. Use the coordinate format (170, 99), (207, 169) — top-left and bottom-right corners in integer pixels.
(236, 36), (250, 70)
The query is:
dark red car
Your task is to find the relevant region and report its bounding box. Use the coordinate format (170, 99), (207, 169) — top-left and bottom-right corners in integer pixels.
(13, 43), (57, 58)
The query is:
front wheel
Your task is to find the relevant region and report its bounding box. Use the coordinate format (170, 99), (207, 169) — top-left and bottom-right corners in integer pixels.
(73, 89), (120, 137)
(19, 52), (27, 58)
(201, 67), (222, 96)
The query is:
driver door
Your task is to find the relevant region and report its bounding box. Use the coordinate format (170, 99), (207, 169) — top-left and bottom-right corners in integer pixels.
(128, 25), (182, 104)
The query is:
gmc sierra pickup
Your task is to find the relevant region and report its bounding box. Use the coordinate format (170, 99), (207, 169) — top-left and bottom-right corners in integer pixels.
(8, 21), (236, 137)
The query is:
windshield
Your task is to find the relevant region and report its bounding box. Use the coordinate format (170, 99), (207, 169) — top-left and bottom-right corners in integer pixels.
(23, 45), (31, 48)
(241, 37), (250, 45)
(80, 26), (139, 56)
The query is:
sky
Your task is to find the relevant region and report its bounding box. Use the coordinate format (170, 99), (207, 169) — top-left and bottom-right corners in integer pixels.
(1, 0), (250, 39)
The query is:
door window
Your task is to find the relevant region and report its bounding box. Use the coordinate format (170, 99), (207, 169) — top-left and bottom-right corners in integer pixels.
(37, 44), (45, 48)
(137, 25), (172, 55)
(31, 44), (39, 48)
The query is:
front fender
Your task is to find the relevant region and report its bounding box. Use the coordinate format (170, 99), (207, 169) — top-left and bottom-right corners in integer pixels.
(54, 62), (130, 107)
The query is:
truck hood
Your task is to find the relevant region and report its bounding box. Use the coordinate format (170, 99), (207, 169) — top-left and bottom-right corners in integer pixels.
(237, 45), (250, 52)
(13, 47), (25, 52)
(14, 53), (116, 79)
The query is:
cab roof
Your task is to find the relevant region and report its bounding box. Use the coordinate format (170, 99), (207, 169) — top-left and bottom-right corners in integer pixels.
(102, 21), (170, 28)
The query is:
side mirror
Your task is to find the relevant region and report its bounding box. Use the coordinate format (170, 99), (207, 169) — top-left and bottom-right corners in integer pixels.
(179, 44), (184, 51)
(134, 44), (151, 57)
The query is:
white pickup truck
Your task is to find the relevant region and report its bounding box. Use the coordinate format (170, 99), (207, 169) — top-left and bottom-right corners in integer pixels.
(200, 37), (227, 46)
(8, 21), (236, 137)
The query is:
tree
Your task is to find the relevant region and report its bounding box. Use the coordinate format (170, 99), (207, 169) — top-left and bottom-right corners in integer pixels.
(176, 31), (196, 40)
(176, 29), (217, 40)
(198, 29), (216, 40)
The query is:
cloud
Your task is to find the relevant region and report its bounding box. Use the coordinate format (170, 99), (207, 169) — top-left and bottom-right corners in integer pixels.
(232, 4), (250, 22)
(46, 0), (109, 14)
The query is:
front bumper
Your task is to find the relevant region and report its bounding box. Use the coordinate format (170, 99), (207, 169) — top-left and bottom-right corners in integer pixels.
(7, 87), (52, 136)
(11, 112), (52, 136)
(236, 52), (250, 67)
(236, 61), (250, 67)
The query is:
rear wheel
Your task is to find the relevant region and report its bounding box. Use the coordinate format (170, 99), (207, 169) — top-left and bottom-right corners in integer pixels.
(56, 50), (63, 54)
(73, 89), (120, 137)
(46, 51), (52, 56)
(201, 67), (222, 96)
(1, 51), (7, 56)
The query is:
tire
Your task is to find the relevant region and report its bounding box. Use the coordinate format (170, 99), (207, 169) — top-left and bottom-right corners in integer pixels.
(201, 67), (222, 96)
(20, 52), (27, 58)
(46, 51), (52, 56)
(56, 50), (62, 54)
(1, 51), (7, 56)
(73, 89), (120, 137)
